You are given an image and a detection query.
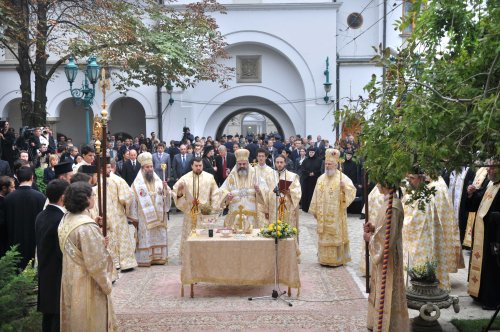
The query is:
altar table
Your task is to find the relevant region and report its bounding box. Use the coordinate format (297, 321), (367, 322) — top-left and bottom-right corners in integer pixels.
(180, 230), (301, 298)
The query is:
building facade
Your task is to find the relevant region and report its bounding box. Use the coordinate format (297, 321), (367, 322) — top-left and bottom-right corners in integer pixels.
(0, 0), (409, 146)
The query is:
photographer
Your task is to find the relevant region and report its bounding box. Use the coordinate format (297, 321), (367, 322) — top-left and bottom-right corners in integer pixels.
(40, 127), (57, 154)
(181, 127), (194, 144)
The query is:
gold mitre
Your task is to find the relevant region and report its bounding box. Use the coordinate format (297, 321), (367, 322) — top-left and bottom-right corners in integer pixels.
(325, 148), (340, 163)
(137, 152), (153, 166)
(235, 148), (250, 161)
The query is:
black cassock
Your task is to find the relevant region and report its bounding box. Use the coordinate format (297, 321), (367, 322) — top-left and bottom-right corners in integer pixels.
(35, 204), (65, 314)
(301, 156), (322, 212)
(467, 182), (500, 308)
(4, 186), (45, 268)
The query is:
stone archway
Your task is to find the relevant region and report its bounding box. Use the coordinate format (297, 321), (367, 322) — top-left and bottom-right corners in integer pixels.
(203, 96), (297, 140)
(108, 97), (146, 140)
(216, 109), (284, 139)
(2, 98), (23, 133)
(58, 98), (88, 147)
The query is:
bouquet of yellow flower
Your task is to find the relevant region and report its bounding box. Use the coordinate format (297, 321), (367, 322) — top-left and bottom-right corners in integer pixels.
(259, 220), (297, 239)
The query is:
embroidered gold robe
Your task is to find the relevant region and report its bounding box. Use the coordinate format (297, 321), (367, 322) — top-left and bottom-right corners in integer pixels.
(430, 177), (465, 272)
(309, 171), (356, 266)
(58, 212), (115, 332)
(90, 173), (137, 270)
(367, 196), (410, 332)
(173, 171), (219, 259)
(359, 186), (385, 275)
(129, 171), (171, 267)
(218, 166), (268, 230)
(267, 169), (302, 229)
(254, 164), (276, 227)
(402, 188), (451, 290)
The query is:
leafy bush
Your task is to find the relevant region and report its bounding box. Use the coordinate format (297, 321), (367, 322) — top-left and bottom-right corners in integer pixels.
(0, 247), (42, 332)
(35, 167), (46, 194)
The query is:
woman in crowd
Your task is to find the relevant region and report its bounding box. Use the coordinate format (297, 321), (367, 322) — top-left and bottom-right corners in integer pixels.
(43, 154), (59, 184)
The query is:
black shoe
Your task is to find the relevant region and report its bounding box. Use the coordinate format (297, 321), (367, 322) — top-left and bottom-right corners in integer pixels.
(359, 213), (365, 220)
(121, 268), (134, 273)
(481, 305), (497, 310)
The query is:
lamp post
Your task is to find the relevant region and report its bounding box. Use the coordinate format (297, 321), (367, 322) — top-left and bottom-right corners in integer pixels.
(323, 57), (332, 103)
(64, 55), (100, 144)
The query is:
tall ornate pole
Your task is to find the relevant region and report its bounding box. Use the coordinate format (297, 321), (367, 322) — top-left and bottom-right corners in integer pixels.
(94, 137), (102, 216)
(376, 190), (394, 332)
(363, 170), (370, 293)
(98, 68), (110, 237)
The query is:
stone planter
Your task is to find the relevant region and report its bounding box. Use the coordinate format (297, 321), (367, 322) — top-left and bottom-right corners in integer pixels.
(406, 280), (460, 327)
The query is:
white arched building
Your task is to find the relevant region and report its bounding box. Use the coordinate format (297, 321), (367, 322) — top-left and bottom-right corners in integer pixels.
(0, 0), (409, 145)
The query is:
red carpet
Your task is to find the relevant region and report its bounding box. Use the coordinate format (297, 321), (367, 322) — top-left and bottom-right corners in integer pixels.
(112, 262), (367, 331)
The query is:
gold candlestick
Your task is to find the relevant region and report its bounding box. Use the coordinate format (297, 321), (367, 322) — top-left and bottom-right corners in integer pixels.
(161, 163), (167, 181)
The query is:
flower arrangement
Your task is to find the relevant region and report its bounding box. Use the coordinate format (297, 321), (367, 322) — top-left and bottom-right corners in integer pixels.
(407, 261), (438, 283)
(259, 220), (297, 239)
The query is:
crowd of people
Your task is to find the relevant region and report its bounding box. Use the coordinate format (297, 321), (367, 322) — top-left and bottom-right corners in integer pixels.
(0, 123), (498, 332)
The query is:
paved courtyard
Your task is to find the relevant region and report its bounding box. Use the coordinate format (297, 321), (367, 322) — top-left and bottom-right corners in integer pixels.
(113, 209), (495, 331)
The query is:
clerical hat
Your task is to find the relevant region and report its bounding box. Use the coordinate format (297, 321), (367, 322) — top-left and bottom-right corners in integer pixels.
(325, 148), (340, 163)
(137, 152), (153, 166)
(235, 148), (250, 161)
(79, 165), (97, 174)
(54, 161), (73, 177)
(203, 145), (214, 157)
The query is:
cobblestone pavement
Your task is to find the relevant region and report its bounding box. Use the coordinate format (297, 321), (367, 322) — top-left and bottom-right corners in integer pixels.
(163, 210), (494, 331)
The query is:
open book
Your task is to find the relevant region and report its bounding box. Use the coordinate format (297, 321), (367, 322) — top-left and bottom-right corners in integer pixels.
(278, 179), (293, 193)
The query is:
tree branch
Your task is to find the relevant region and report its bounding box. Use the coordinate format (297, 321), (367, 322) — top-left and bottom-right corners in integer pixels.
(409, 80), (473, 103)
(484, 51), (499, 98)
(47, 54), (72, 79)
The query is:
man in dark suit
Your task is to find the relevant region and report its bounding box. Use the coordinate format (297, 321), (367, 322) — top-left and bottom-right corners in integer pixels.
(5, 166), (45, 268)
(35, 179), (69, 332)
(273, 134), (285, 154)
(290, 139), (302, 162)
(122, 149), (141, 186)
(153, 143), (170, 181)
(245, 138), (258, 163)
(172, 144), (193, 180)
(0, 159), (11, 176)
(215, 145), (236, 186)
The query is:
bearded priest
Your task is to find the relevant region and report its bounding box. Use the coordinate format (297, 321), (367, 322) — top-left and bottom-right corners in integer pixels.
(309, 149), (356, 266)
(129, 152), (171, 267)
(219, 149), (268, 231)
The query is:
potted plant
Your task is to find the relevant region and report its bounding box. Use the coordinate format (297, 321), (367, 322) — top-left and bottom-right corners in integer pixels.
(406, 261), (460, 326)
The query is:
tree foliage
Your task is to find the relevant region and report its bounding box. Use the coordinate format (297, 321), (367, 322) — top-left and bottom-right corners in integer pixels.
(0, 0), (233, 127)
(0, 247), (41, 332)
(350, 0), (499, 185)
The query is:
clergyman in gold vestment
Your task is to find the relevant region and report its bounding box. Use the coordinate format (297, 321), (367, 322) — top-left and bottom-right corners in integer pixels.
(58, 182), (115, 332)
(364, 185), (410, 332)
(309, 149), (356, 266)
(173, 157), (219, 259)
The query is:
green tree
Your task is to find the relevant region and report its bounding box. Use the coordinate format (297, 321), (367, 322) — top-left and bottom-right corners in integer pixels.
(0, 0), (232, 127)
(350, 0), (499, 186)
(0, 247), (41, 331)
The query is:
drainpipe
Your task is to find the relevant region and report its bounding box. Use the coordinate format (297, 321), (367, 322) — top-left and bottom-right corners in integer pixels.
(335, 52), (340, 143)
(157, 84), (163, 142)
(382, 0), (387, 78)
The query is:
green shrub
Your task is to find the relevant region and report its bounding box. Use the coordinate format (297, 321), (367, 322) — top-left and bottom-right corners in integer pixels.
(0, 247), (42, 332)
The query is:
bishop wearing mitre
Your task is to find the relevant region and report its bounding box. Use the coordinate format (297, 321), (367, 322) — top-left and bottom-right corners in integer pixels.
(218, 149), (268, 231)
(129, 152), (171, 267)
(309, 148), (356, 266)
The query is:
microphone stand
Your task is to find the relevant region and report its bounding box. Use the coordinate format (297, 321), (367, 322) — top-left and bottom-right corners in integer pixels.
(249, 153), (293, 306)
